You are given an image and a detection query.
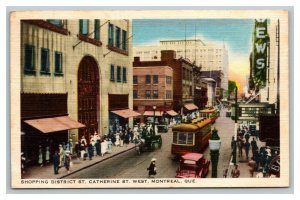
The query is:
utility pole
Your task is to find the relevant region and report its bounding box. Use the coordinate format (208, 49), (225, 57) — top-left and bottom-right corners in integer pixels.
(232, 85), (238, 165)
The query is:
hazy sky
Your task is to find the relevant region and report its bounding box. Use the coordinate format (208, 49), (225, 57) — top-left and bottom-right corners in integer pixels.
(133, 19), (254, 90)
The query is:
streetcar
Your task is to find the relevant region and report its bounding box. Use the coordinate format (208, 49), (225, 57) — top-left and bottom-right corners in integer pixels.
(199, 108), (219, 123)
(171, 118), (212, 157)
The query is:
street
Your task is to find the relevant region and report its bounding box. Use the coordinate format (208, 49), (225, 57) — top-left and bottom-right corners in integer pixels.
(66, 109), (235, 179)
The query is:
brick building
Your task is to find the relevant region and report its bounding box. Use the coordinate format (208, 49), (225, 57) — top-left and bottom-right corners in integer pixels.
(132, 62), (174, 123)
(133, 50), (199, 115)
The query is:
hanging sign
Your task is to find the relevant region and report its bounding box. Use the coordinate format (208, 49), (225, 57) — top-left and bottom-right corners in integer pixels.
(252, 19), (269, 88)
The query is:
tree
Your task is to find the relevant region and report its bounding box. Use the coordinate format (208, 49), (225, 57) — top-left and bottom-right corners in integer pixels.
(228, 80), (237, 98)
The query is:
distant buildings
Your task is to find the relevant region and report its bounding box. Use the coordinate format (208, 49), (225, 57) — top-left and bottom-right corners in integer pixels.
(133, 39), (229, 95)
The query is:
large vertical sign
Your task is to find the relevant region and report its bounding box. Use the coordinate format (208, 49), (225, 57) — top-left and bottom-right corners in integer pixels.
(252, 19), (269, 88)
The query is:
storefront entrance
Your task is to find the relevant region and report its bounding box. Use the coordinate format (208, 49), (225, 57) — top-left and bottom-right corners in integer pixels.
(78, 56), (100, 142)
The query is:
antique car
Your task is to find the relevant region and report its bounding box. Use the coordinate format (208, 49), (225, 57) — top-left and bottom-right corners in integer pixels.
(175, 153), (210, 178)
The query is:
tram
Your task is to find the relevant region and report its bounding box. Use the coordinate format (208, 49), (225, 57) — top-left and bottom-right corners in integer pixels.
(199, 108), (219, 123)
(171, 118), (212, 157)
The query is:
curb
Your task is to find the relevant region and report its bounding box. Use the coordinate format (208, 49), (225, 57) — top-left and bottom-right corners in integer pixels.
(59, 146), (136, 179)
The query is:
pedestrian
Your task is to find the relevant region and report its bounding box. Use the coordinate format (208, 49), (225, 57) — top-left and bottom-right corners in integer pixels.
(101, 138), (107, 156)
(147, 158), (157, 178)
(251, 138), (258, 157)
(230, 164), (240, 178)
(80, 135), (87, 147)
(223, 166), (228, 178)
(119, 130), (124, 147)
(75, 142), (81, 158)
(69, 139), (73, 155)
(115, 133), (120, 147)
(64, 151), (71, 173)
(107, 138), (113, 153)
(38, 145), (43, 167)
(248, 157), (257, 177)
(21, 152), (26, 174)
(53, 151), (60, 175)
(237, 137), (244, 158)
(244, 132), (250, 143)
(88, 143), (93, 160)
(58, 144), (64, 167)
(45, 146), (50, 164)
(245, 141), (250, 160)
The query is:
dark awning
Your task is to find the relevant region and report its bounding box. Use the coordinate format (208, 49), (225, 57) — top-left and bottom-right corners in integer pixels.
(24, 116), (85, 133)
(111, 109), (141, 118)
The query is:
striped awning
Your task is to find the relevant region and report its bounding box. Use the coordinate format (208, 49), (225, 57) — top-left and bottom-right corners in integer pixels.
(111, 109), (141, 118)
(166, 110), (179, 116)
(184, 103), (199, 111)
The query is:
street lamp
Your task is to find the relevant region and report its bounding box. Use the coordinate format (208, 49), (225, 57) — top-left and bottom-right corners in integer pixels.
(152, 105), (157, 135)
(209, 127), (221, 178)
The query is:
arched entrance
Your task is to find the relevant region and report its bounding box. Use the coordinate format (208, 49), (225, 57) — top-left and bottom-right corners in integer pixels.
(78, 55), (100, 143)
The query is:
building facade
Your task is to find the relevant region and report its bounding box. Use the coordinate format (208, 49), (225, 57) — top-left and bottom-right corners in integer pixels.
(133, 39), (229, 94)
(21, 19), (133, 160)
(132, 61), (174, 122)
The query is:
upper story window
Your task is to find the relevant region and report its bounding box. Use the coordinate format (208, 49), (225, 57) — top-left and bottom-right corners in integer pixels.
(145, 90), (151, 99)
(133, 90), (138, 99)
(79, 19), (89, 35)
(47, 19), (63, 27)
(166, 90), (172, 99)
(94, 19), (100, 40)
(122, 67), (127, 83)
(24, 44), (35, 74)
(153, 90), (158, 99)
(54, 51), (63, 75)
(110, 64), (115, 81)
(145, 75), (151, 84)
(117, 66), (121, 82)
(108, 23), (114, 46)
(133, 75), (138, 84)
(166, 76), (172, 84)
(40, 48), (50, 74)
(153, 75), (158, 84)
(122, 30), (127, 50)
(115, 27), (121, 48)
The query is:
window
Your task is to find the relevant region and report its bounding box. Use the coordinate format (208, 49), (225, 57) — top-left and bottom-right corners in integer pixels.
(40, 48), (50, 74)
(122, 30), (127, 50)
(133, 75), (138, 84)
(189, 86), (193, 96)
(122, 67), (127, 83)
(133, 90), (138, 99)
(145, 75), (151, 84)
(173, 132), (194, 145)
(166, 76), (172, 84)
(47, 19), (63, 27)
(153, 75), (158, 84)
(94, 19), (100, 40)
(54, 51), (63, 75)
(117, 66), (121, 82)
(79, 19), (89, 35)
(145, 90), (151, 99)
(166, 90), (172, 99)
(153, 90), (158, 99)
(115, 27), (121, 48)
(110, 64), (115, 81)
(108, 23), (114, 45)
(24, 44), (35, 73)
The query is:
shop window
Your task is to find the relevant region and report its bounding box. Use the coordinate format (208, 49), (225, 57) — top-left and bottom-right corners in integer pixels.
(79, 19), (89, 35)
(54, 51), (63, 75)
(24, 44), (35, 74)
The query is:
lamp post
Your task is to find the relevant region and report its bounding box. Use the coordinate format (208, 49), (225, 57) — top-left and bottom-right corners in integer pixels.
(209, 127), (221, 178)
(232, 86), (238, 165)
(153, 105), (157, 135)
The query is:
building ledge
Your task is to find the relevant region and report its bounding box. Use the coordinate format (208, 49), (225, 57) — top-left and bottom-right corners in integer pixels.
(107, 44), (128, 56)
(22, 20), (69, 35)
(78, 34), (102, 47)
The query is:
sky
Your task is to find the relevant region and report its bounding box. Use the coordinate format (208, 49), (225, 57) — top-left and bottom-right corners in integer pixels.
(132, 19), (254, 91)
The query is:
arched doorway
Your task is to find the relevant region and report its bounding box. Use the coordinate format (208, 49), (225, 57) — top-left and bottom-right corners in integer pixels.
(78, 55), (100, 143)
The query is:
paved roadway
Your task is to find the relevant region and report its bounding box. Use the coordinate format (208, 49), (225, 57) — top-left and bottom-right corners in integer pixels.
(66, 109), (234, 179)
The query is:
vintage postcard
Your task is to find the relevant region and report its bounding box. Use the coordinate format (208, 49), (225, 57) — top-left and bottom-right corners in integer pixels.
(10, 10), (289, 188)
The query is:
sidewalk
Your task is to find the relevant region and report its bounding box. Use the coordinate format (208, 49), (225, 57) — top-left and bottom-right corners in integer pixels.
(227, 136), (265, 178)
(22, 143), (136, 179)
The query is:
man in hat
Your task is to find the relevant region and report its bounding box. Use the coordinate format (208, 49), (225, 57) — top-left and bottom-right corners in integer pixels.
(53, 151), (59, 175)
(147, 158), (157, 178)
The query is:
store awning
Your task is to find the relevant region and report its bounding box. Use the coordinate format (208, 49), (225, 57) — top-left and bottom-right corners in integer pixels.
(166, 110), (179, 116)
(184, 103), (199, 111)
(24, 116), (85, 133)
(143, 110), (163, 116)
(111, 109), (141, 118)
